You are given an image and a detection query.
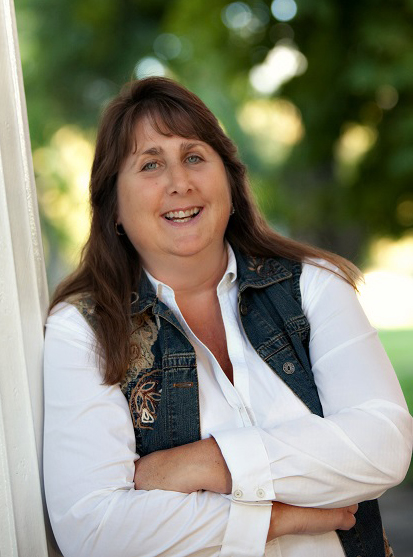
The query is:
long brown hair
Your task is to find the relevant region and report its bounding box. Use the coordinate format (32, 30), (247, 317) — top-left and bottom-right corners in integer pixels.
(51, 77), (361, 385)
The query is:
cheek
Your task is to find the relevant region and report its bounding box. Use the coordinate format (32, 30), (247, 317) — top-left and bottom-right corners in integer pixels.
(118, 188), (164, 235)
(117, 182), (146, 219)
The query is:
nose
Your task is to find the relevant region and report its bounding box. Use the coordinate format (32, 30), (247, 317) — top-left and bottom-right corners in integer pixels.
(165, 162), (193, 195)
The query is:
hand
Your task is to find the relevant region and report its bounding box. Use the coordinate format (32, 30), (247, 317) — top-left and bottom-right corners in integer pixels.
(134, 438), (232, 494)
(267, 502), (358, 540)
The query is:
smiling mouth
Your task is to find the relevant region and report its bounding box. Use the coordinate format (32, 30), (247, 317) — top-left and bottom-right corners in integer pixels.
(163, 207), (202, 223)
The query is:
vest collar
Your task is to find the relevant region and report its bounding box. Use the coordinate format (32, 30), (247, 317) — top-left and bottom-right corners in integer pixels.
(233, 248), (293, 292)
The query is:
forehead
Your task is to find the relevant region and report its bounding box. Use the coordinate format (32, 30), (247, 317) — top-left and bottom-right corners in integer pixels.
(136, 106), (200, 138)
(131, 115), (206, 154)
(134, 116), (171, 144)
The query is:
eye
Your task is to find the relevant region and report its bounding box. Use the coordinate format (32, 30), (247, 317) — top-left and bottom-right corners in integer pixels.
(141, 161), (159, 171)
(186, 154), (202, 164)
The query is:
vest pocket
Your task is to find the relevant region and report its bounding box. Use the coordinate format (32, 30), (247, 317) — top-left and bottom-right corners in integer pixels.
(258, 335), (323, 416)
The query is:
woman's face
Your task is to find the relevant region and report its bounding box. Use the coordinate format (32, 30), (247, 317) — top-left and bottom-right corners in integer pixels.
(116, 116), (232, 270)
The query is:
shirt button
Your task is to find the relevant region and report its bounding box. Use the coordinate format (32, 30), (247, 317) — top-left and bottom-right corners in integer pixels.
(283, 361), (295, 374)
(256, 488), (265, 498)
(233, 489), (243, 499)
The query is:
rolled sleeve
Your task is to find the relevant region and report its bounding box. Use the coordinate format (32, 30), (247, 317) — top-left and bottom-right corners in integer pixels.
(213, 427), (276, 502)
(220, 499), (272, 557)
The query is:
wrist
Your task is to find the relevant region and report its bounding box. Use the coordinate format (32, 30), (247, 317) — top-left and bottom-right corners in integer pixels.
(267, 502), (287, 540)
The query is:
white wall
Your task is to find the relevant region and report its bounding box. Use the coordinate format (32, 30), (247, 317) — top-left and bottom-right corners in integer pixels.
(0, 0), (61, 554)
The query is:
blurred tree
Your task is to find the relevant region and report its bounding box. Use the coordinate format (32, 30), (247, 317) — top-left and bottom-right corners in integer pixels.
(274, 0), (413, 260)
(15, 0), (413, 281)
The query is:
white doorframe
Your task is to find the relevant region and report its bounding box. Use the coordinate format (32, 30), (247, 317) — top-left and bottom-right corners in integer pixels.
(0, 0), (61, 554)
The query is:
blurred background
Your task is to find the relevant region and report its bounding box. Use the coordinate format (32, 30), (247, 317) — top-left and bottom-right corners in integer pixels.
(15, 0), (412, 551)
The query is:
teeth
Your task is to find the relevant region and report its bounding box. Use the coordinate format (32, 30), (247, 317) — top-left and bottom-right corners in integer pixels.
(164, 207), (201, 220)
(170, 216), (192, 223)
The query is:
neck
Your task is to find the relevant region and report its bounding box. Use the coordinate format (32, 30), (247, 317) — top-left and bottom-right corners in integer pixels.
(143, 242), (228, 296)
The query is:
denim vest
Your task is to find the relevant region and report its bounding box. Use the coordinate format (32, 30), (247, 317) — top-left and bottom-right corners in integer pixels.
(74, 249), (387, 557)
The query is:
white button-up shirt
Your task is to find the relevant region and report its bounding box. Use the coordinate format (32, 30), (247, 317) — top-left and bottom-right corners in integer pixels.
(43, 246), (413, 557)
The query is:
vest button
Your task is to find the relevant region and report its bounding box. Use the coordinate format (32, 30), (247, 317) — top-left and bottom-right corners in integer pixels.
(240, 303), (248, 316)
(233, 489), (243, 499)
(283, 362), (295, 374)
(256, 488), (265, 498)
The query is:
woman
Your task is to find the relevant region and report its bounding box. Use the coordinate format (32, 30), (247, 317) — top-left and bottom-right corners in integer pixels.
(43, 77), (412, 557)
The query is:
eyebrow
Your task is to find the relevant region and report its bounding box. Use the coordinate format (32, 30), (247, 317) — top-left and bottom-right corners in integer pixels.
(138, 141), (205, 157)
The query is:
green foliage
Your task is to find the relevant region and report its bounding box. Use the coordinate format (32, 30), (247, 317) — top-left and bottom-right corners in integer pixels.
(15, 0), (413, 273)
(378, 329), (413, 409)
(379, 329), (413, 484)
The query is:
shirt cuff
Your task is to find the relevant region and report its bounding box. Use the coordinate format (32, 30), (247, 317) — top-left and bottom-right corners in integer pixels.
(213, 426), (276, 502)
(220, 498), (272, 557)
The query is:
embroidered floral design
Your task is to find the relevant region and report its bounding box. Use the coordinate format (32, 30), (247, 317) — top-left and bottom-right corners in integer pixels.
(120, 313), (159, 394)
(247, 256), (265, 275)
(72, 297), (160, 430)
(247, 256), (288, 278)
(129, 369), (162, 429)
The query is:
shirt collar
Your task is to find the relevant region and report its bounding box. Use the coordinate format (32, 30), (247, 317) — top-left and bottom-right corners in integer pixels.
(144, 242), (237, 302)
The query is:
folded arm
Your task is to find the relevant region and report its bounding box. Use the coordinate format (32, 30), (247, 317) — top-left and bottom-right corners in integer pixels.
(135, 264), (412, 510)
(133, 441), (358, 539)
(133, 436), (232, 494)
(45, 303), (361, 557)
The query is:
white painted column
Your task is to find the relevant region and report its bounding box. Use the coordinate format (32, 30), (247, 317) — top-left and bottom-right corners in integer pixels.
(0, 0), (61, 555)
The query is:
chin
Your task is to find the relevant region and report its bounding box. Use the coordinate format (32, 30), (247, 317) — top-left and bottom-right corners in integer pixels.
(167, 234), (224, 259)
(170, 247), (205, 258)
